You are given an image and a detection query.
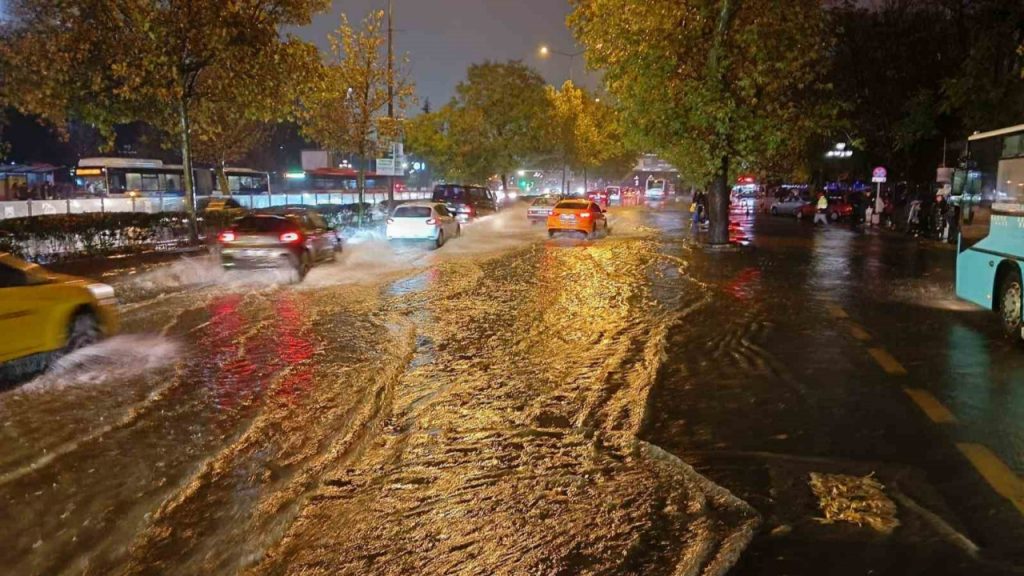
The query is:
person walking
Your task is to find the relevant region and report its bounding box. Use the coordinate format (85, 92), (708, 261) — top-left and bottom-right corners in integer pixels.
(813, 192), (829, 226)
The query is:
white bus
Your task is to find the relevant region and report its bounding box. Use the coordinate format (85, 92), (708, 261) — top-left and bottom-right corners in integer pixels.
(74, 158), (270, 198)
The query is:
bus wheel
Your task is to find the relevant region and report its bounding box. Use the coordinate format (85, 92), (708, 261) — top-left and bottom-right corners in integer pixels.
(998, 267), (1024, 340)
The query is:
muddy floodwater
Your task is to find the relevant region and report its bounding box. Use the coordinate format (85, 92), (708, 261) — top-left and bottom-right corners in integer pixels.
(0, 205), (758, 575)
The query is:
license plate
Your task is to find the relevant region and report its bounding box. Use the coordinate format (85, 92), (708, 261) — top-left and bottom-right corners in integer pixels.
(560, 214), (576, 221)
(243, 249), (267, 257)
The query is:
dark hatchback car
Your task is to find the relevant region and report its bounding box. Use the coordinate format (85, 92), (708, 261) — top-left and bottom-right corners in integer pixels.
(431, 184), (499, 222)
(217, 208), (340, 281)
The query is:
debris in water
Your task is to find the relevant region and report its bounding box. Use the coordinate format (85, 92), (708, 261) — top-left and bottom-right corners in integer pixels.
(809, 472), (900, 534)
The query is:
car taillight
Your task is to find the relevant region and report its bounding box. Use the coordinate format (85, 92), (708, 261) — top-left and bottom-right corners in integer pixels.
(219, 231), (236, 243)
(579, 212), (592, 218)
(280, 231), (301, 243)
(426, 218), (438, 225)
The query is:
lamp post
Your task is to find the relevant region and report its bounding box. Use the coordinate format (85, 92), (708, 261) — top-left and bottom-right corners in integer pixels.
(538, 45), (584, 84)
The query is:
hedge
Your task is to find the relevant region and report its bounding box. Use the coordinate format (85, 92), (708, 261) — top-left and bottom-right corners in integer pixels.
(0, 211), (233, 262)
(0, 203), (384, 262)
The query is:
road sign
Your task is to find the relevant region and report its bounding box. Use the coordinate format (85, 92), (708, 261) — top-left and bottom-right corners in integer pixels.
(376, 158), (402, 176)
(872, 166), (887, 183)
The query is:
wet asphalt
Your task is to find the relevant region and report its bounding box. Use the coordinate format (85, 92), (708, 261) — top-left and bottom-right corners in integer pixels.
(1, 201), (1022, 575)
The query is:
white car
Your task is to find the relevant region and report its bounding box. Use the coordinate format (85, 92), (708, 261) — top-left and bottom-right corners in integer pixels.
(386, 202), (461, 248)
(645, 186), (665, 199)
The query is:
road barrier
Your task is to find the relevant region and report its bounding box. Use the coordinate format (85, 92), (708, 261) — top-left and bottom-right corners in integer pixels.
(0, 190), (433, 220)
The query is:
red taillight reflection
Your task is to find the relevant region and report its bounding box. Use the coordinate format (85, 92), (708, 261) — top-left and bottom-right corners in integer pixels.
(280, 231), (301, 243)
(219, 231), (236, 243)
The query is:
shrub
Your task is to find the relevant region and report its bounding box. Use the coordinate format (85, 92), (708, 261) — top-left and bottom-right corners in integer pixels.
(0, 212), (207, 262)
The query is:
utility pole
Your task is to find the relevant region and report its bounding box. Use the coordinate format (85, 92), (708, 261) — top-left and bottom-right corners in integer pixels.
(387, 0), (396, 204)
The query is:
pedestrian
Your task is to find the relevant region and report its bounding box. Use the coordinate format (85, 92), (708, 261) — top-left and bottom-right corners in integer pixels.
(813, 192), (829, 226)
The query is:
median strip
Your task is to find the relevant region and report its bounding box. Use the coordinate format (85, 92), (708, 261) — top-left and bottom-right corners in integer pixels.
(956, 443), (1024, 516)
(903, 388), (957, 424)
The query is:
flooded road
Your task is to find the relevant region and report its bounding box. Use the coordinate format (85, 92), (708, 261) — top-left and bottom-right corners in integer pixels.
(2, 202), (1023, 575)
(0, 206), (756, 575)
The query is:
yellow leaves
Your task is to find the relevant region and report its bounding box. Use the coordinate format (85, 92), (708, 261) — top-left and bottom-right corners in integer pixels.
(298, 9), (414, 160)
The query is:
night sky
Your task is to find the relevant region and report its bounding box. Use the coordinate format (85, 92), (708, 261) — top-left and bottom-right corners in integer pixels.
(294, 0), (599, 111)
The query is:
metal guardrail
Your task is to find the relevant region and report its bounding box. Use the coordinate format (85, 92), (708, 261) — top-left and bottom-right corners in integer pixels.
(0, 190), (433, 220)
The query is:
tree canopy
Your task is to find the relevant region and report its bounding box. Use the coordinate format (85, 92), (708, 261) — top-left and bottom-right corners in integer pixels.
(0, 0), (327, 237)
(297, 9), (414, 213)
(546, 81), (637, 188)
(570, 0), (836, 242)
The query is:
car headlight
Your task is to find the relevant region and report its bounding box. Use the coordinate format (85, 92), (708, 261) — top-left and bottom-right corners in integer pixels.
(87, 283), (117, 306)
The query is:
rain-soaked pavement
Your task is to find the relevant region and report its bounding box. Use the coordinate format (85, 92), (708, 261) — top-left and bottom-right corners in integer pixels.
(2, 202), (1023, 575)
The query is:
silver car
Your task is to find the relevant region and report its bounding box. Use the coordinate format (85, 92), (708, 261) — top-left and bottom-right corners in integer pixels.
(770, 196), (810, 216)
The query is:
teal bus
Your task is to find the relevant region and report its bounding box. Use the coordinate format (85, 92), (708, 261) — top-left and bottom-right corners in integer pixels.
(953, 123), (1024, 339)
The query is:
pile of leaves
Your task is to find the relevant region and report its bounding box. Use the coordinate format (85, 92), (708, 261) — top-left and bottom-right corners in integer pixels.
(809, 472), (900, 534)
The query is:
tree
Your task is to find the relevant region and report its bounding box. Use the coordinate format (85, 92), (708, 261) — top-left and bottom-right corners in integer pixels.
(298, 10), (413, 224)
(405, 61), (552, 189)
(405, 104), (461, 181)
(0, 0), (327, 240)
(546, 81), (637, 192)
(570, 0), (836, 244)
(191, 41), (320, 196)
(940, 0), (1024, 131)
(454, 61), (552, 191)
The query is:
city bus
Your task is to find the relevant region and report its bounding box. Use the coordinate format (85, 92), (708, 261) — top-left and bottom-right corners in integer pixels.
(74, 158), (270, 198)
(952, 123), (1024, 339)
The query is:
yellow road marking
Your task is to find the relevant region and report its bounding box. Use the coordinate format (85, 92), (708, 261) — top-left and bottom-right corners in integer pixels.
(903, 388), (957, 424)
(957, 443), (1024, 516)
(847, 322), (872, 342)
(825, 304), (848, 319)
(867, 348), (908, 376)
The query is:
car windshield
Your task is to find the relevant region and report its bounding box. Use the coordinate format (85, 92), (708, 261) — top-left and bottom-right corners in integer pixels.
(394, 206), (432, 218)
(235, 216), (291, 232)
(432, 186), (465, 201)
(556, 201), (589, 210)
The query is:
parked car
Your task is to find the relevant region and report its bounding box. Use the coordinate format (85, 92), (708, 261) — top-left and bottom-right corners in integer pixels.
(770, 196), (810, 216)
(386, 202), (461, 248)
(796, 195), (854, 222)
(547, 199), (609, 239)
(527, 196), (560, 224)
(431, 184), (499, 221)
(0, 253), (119, 380)
(218, 209), (339, 281)
(198, 197), (247, 216)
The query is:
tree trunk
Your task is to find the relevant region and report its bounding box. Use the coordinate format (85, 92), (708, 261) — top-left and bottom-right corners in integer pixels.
(562, 165), (567, 196)
(357, 163), (366, 226)
(216, 162), (230, 197)
(501, 173), (508, 198)
(707, 155), (730, 245)
(178, 98), (198, 243)
(584, 167), (588, 193)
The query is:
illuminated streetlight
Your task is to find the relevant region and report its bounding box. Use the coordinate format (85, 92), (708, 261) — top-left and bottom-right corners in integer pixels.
(537, 44), (584, 83)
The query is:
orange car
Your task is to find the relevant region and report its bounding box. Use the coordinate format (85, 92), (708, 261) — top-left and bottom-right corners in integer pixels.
(547, 199), (609, 238)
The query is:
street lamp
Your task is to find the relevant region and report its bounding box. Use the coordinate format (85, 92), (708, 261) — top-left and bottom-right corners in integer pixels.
(538, 44), (584, 83)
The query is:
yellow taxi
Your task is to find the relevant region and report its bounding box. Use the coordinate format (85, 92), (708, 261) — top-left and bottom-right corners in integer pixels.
(0, 252), (119, 376)
(546, 199), (609, 239)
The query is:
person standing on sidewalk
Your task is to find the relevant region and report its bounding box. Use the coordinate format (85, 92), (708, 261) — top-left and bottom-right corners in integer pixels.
(813, 192), (829, 226)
